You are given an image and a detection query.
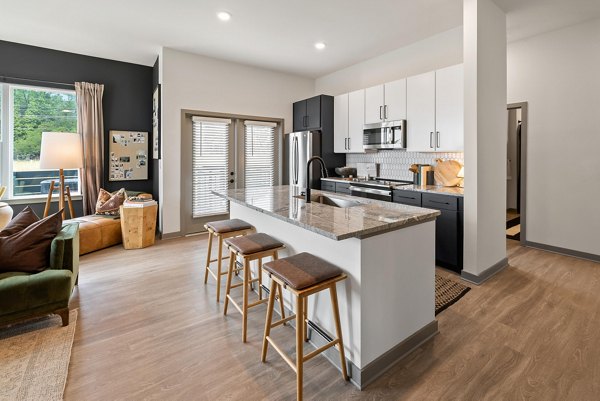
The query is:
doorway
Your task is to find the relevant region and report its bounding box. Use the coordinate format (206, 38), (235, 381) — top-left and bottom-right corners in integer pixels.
(506, 102), (527, 244)
(180, 110), (283, 235)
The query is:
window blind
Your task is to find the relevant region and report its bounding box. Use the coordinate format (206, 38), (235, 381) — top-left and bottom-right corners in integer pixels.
(244, 121), (276, 189)
(192, 117), (230, 218)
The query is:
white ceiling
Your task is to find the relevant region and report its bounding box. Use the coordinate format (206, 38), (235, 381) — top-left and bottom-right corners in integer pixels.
(1, 0), (599, 78)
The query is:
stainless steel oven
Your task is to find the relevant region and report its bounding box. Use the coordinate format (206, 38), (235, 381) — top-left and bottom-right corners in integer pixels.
(363, 120), (406, 150)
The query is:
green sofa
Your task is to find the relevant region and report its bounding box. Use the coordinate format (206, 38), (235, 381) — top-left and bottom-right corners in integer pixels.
(0, 222), (79, 327)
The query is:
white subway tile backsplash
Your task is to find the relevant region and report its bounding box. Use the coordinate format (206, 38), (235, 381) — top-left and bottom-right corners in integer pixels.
(346, 151), (464, 180)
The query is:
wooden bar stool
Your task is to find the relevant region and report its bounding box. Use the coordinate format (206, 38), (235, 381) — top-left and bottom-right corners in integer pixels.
(223, 233), (286, 342)
(261, 252), (349, 401)
(204, 219), (254, 302)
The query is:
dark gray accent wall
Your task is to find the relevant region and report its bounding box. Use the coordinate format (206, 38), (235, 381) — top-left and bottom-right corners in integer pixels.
(0, 40), (155, 200)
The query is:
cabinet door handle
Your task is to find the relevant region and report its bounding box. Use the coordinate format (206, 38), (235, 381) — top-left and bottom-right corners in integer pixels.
(344, 138), (347, 150)
(384, 105), (388, 119)
(430, 132), (434, 148)
(379, 106), (383, 120)
(348, 137), (351, 150)
(306, 115), (309, 127)
(436, 131), (440, 148)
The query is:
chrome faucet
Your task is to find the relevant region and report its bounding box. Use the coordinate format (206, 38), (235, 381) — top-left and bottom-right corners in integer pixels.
(305, 156), (329, 203)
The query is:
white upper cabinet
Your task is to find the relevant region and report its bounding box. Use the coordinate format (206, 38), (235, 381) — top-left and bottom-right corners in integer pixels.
(407, 71), (436, 152)
(348, 89), (365, 153)
(364, 84), (384, 124)
(333, 93), (349, 153)
(364, 80), (407, 124)
(435, 64), (464, 152)
(383, 79), (407, 121)
(406, 64), (464, 152)
(334, 90), (365, 154)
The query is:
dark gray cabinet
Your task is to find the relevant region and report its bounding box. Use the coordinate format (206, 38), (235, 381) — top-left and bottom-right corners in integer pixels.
(394, 190), (463, 272)
(335, 182), (351, 195)
(392, 190), (422, 207)
(422, 193), (461, 273)
(293, 95), (322, 131)
(321, 181), (336, 192)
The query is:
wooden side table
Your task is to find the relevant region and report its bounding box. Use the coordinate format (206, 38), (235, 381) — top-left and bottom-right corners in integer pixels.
(120, 203), (158, 249)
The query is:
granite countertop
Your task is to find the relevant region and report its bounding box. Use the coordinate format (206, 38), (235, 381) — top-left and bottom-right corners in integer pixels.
(321, 177), (464, 197)
(394, 185), (464, 197)
(213, 185), (439, 241)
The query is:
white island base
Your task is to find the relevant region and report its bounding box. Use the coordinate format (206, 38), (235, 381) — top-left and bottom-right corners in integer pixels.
(230, 202), (438, 389)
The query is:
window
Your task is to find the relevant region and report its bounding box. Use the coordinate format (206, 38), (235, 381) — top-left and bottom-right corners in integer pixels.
(191, 117), (231, 218)
(0, 83), (79, 198)
(244, 121), (276, 188)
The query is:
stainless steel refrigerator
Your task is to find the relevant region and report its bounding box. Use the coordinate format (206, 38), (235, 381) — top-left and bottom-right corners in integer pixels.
(286, 130), (322, 191)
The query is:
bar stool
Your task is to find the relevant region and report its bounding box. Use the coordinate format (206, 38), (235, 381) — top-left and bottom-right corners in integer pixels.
(261, 252), (349, 401)
(223, 233), (286, 342)
(204, 219), (254, 302)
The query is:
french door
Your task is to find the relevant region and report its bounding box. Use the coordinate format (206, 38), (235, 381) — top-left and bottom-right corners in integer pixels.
(181, 114), (278, 235)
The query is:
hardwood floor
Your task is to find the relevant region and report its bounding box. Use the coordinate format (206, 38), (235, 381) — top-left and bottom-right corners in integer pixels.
(65, 237), (600, 400)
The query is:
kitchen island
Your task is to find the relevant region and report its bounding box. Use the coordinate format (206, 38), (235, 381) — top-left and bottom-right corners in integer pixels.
(213, 185), (440, 389)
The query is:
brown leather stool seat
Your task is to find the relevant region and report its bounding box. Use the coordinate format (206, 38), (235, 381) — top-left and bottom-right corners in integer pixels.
(224, 233), (284, 255)
(261, 252), (348, 400)
(206, 218), (253, 234)
(223, 232), (286, 342)
(263, 252), (344, 290)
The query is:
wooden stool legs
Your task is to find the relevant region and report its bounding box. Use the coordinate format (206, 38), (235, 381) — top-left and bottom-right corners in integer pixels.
(224, 248), (285, 342)
(203, 227), (253, 303)
(262, 276), (349, 401)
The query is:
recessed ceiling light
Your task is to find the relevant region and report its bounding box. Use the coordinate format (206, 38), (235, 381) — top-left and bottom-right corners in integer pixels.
(314, 42), (326, 50)
(217, 11), (232, 21)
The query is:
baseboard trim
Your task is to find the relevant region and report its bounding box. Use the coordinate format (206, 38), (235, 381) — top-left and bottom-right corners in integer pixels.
(523, 241), (600, 263)
(461, 257), (509, 285)
(160, 231), (183, 240)
(306, 319), (438, 390)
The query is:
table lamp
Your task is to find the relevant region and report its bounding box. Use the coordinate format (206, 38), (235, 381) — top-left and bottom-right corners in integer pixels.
(457, 165), (464, 188)
(39, 132), (83, 219)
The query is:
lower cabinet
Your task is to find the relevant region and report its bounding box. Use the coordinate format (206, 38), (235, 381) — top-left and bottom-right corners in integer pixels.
(335, 182), (351, 195)
(395, 191), (463, 273)
(321, 181), (336, 192)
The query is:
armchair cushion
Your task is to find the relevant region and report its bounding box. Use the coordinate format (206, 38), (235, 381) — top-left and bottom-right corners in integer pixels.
(0, 205), (39, 236)
(0, 209), (63, 273)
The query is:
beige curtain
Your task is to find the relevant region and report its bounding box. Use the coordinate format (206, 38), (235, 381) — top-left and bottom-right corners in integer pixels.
(75, 82), (105, 215)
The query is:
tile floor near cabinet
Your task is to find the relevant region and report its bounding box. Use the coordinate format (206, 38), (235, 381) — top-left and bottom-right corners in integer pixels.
(66, 236), (600, 400)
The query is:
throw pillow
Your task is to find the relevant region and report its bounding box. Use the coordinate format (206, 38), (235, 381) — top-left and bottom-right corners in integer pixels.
(0, 206), (39, 237)
(96, 188), (127, 216)
(0, 209), (63, 273)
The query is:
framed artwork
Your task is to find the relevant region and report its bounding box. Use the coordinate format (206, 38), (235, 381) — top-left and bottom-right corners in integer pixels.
(152, 84), (161, 159)
(109, 130), (149, 181)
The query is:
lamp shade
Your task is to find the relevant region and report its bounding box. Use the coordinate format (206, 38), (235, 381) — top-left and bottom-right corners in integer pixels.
(39, 132), (83, 169)
(457, 166), (464, 178)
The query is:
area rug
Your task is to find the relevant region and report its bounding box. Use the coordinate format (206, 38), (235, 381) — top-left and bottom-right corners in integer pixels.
(0, 310), (77, 401)
(435, 274), (470, 315)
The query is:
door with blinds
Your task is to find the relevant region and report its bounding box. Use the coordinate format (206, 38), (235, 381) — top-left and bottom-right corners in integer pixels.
(181, 114), (280, 235)
(188, 116), (235, 231)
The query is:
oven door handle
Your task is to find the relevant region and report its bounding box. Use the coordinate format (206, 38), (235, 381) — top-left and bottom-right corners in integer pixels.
(349, 186), (392, 197)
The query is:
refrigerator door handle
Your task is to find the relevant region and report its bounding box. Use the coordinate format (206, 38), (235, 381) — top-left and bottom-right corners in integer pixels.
(294, 136), (299, 184)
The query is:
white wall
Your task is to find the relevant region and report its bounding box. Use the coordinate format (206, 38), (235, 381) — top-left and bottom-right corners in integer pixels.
(315, 27), (463, 96)
(463, 0), (507, 276)
(508, 18), (600, 255)
(160, 48), (314, 234)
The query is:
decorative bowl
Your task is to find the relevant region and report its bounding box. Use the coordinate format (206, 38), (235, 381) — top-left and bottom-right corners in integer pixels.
(334, 167), (357, 178)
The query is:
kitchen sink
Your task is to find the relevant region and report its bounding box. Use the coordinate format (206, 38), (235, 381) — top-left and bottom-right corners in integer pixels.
(294, 194), (362, 208)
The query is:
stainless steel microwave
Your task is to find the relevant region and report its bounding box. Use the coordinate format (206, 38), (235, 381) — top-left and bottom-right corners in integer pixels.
(363, 120), (406, 150)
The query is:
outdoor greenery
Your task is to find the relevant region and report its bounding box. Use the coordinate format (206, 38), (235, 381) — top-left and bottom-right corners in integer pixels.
(12, 88), (77, 160)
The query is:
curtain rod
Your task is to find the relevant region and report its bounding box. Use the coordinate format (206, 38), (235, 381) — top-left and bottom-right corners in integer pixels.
(0, 75), (75, 89)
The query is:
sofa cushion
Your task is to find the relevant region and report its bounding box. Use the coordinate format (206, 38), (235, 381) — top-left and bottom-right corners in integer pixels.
(67, 215), (122, 255)
(0, 209), (63, 273)
(96, 188), (126, 216)
(0, 269), (72, 316)
(0, 205), (39, 236)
